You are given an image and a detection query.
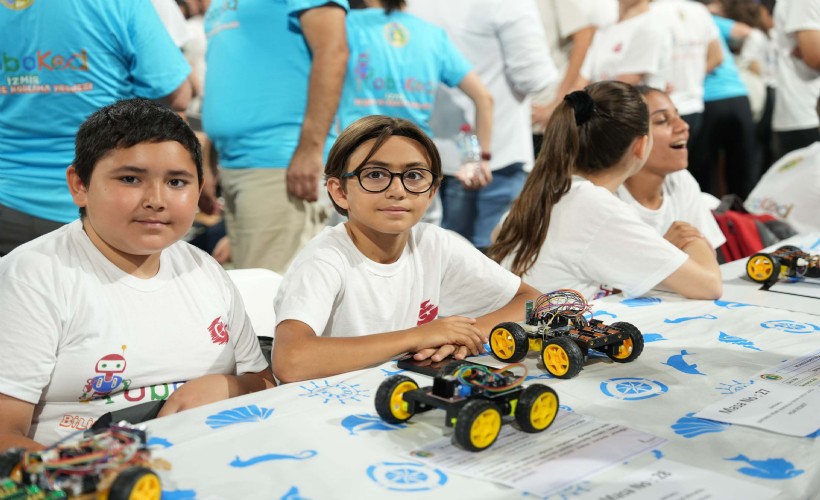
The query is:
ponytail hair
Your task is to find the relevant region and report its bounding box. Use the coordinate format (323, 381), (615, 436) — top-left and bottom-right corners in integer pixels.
(487, 81), (649, 276)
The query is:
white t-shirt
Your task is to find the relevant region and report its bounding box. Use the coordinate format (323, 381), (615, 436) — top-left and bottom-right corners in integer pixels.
(617, 170), (727, 249)
(0, 221), (268, 446)
(532, 0), (594, 105)
(580, 10), (672, 90)
(406, 0), (557, 173)
(506, 177), (688, 301)
(650, 0), (720, 115)
(772, 0), (820, 131)
(745, 141), (820, 233)
(741, 28), (777, 88)
(274, 223), (521, 338)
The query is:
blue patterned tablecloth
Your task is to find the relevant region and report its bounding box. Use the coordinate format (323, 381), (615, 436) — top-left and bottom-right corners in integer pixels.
(143, 290), (820, 500)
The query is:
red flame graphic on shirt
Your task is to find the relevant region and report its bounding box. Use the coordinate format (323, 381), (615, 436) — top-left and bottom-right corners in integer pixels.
(417, 300), (439, 325)
(208, 317), (230, 345)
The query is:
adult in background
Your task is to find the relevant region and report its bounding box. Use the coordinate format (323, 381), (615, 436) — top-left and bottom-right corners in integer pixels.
(771, 0), (820, 160)
(406, 0), (556, 252)
(0, 1), (191, 256)
(202, 0), (349, 273)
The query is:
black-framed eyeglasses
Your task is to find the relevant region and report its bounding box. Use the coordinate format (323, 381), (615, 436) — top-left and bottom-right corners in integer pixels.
(341, 166), (436, 194)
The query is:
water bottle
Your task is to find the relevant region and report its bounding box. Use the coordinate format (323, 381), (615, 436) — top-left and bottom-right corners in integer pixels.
(457, 123), (481, 182)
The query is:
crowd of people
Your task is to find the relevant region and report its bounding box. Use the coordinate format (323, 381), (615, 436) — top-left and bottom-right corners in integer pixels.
(1, 0), (819, 450)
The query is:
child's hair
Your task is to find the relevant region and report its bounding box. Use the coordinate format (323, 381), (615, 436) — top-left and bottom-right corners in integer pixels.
(349, 0), (405, 14)
(718, 0), (764, 31)
(73, 98), (203, 217)
(324, 115), (441, 217)
(487, 81), (649, 275)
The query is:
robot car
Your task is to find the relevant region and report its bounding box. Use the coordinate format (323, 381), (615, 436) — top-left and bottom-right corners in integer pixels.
(375, 360), (558, 452)
(746, 245), (820, 286)
(488, 289), (643, 379)
(0, 423), (160, 500)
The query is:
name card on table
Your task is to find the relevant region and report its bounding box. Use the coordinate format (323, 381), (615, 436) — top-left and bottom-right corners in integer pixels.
(694, 350), (820, 437)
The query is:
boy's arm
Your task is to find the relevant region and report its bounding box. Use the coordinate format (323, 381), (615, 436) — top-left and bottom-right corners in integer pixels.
(157, 369), (275, 417)
(0, 394), (43, 452)
(272, 318), (486, 384)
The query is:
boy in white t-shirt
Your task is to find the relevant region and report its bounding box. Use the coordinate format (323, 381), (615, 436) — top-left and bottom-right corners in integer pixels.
(0, 99), (274, 450)
(272, 116), (540, 383)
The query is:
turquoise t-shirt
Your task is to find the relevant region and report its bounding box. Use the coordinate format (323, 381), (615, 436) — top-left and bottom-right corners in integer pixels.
(202, 0), (349, 169)
(338, 9), (472, 136)
(0, 1), (191, 223)
(703, 15), (749, 102)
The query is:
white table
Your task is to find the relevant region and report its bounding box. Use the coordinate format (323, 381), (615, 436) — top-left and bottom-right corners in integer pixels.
(144, 291), (820, 499)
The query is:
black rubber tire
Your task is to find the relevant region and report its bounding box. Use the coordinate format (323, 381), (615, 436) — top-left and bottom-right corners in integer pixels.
(514, 384), (559, 433)
(0, 448), (23, 479)
(375, 375), (418, 424)
(489, 322), (530, 363)
(108, 466), (161, 500)
(541, 337), (584, 379)
(454, 400), (502, 452)
(606, 322), (644, 363)
(441, 359), (472, 377)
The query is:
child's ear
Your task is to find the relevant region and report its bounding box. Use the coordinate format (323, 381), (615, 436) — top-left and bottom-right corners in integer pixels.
(66, 165), (89, 209)
(326, 177), (350, 212)
(634, 134), (651, 161)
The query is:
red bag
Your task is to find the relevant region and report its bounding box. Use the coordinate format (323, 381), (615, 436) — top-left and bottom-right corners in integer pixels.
(713, 210), (777, 262)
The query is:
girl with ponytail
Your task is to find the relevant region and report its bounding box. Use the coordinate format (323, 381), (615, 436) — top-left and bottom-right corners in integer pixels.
(488, 81), (722, 300)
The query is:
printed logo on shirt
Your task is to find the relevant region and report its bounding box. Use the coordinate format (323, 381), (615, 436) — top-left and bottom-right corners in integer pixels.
(745, 196), (794, 220)
(417, 300), (438, 325)
(1, 49), (89, 74)
(0, 0), (34, 11)
(383, 22), (409, 48)
(592, 285), (617, 301)
(352, 52), (436, 101)
(613, 42), (623, 54)
(209, 317), (230, 345)
(79, 345), (130, 402)
(776, 156), (803, 173)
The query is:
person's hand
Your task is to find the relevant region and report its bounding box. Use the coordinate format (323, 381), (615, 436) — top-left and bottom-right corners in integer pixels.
(409, 316), (486, 362)
(286, 147), (324, 202)
(456, 161), (492, 190)
(157, 374), (234, 417)
(211, 236), (231, 264)
(664, 221), (705, 250)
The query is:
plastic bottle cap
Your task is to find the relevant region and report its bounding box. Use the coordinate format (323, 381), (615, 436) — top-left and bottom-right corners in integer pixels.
(459, 123), (471, 133)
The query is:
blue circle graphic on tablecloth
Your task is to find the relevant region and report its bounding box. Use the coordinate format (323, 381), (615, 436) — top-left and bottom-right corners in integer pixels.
(760, 320), (820, 335)
(600, 377), (668, 400)
(299, 380), (369, 404)
(366, 462), (447, 492)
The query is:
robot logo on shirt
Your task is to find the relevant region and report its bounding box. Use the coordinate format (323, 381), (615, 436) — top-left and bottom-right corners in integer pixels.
(384, 22), (409, 48)
(0, 0), (35, 11)
(417, 300), (438, 325)
(80, 345), (130, 401)
(209, 317), (230, 345)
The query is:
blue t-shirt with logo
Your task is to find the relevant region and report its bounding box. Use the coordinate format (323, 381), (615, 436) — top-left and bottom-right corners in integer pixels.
(338, 9), (471, 136)
(0, 1), (191, 223)
(704, 15), (749, 102)
(202, 0), (349, 169)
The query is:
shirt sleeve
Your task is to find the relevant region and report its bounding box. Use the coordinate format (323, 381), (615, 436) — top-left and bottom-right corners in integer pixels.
(438, 31), (473, 87)
(492, 0), (558, 95)
(582, 209), (688, 298)
(783, 1), (820, 33)
(221, 270), (269, 375)
(439, 230), (521, 318)
(617, 20), (672, 85)
(0, 274), (60, 404)
(273, 254), (344, 337)
(287, 0), (349, 24)
(554, 0), (594, 40)
(123, 1), (191, 99)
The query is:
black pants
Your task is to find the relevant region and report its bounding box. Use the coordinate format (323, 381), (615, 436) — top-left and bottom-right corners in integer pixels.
(0, 202), (65, 256)
(690, 95), (759, 199)
(775, 127), (820, 162)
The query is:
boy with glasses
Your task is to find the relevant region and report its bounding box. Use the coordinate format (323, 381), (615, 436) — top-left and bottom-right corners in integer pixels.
(272, 116), (541, 383)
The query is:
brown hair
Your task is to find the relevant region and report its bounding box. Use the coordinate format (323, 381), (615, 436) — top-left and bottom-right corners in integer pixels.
(349, 0), (406, 14)
(324, 115), (441, 216)
(487, 81), (649, 275)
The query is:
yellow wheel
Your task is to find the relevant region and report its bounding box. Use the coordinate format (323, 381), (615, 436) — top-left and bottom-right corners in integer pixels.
(489, 322), (529, 362)
(455, 400), (502, 451)
(375, 375), (418, 424)
(541, 337), (584, 379)
(515, 385), (559, 433)
(746, 253), (778, 284)
(109, 467), (161, 500)
(606, 322), (644, 363)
